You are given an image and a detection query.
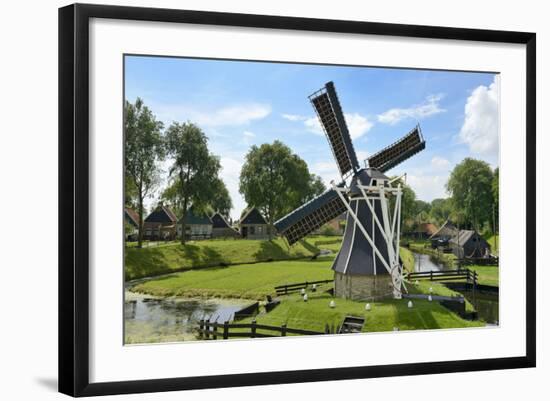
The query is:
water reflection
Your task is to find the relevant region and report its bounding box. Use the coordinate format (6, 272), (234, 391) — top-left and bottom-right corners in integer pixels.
(413, 252), (451, 272)
(125, 292), (246, 344)
(412, 252), (499, 325)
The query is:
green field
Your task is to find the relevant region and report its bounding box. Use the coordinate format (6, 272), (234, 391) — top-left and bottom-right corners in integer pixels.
(470, 265), (499, 287)
(128, 234), (492, 336)
(130, 256), (335, 299)
(125, 235), (342, 280)
(239, 291), (483, 333)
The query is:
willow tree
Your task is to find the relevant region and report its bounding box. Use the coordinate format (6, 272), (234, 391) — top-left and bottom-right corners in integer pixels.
(124, 98), (164, 248)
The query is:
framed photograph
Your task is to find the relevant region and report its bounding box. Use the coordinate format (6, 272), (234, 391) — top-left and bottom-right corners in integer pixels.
(58, 3), (536, 397)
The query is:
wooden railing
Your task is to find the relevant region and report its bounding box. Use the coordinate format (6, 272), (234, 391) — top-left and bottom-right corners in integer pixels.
(457, 257), (498, 266)
(407, 268), (478, 285)
(198, 319), (326, 340)
(274, 279), (333, 296)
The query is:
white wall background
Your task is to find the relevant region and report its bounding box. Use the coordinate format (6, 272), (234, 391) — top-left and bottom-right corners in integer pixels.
(0, 0), (546, 399)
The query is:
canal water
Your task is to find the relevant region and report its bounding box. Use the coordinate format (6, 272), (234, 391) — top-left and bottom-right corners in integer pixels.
(124, 291), (247, 344)
(412, 252), (499, 325)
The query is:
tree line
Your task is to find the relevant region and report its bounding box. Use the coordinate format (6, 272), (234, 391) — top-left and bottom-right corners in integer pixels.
(401, 158), (499, 236)
(125, 98), (325, 247)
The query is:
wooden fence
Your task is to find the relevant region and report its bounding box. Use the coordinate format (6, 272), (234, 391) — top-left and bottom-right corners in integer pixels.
(457, 257), (499, 266)
(274, 279), (333, 296)
(198, 319), (326, 340)
(407, 268), (478, 285)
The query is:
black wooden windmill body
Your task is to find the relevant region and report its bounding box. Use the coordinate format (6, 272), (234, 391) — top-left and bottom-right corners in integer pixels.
(275, 82), (426, 300)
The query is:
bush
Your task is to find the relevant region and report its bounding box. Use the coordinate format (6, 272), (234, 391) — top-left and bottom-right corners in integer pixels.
(319, 224), (338, 236)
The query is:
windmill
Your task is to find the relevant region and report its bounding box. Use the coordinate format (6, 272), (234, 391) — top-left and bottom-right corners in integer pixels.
(274, 82), (426, 300)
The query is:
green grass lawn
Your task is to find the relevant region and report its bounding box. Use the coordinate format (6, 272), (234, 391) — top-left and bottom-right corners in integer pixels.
(240, 291), (483, 333)
(125, 236), (341, 280)
(469, 265), (499, 287)
(130, 256), (335, 299)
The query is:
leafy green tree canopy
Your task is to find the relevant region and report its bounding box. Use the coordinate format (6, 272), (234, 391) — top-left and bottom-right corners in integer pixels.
(164, 122), (225, 243)
(239, 141), (323, 236)
(446, 158), (494, 230)
(125, 98), (164, 247)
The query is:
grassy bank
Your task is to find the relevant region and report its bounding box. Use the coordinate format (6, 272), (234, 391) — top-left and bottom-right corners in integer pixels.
(400, 246), (415, 273)
(125, 236), (341, 280)
(469, 265), (499, 287)
(408, 241), (457, 265)
(240, 292), (483, 332)
(130, 256), (335, 299)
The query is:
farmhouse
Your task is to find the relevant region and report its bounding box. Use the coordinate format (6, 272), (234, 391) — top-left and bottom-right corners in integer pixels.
(124, 207), (139, 241)
(410, 222), (438, 239)
(143, 205), (177, 240)
(211, 212), (240, 239)
(429, 219), (458, 240)
(449, 230), (491, 258)
(177, 208), (213, 240)
(239, 207), (269, 240)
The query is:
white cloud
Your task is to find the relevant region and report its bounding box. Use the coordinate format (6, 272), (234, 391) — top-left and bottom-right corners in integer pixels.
(281, 113), (307, 121)
(431, 156), (450, 169)
(302, 113), (373, 139)
(407, 174), (449, 201)
(243, 131), (255, 138)
(377, 94), (445, 125)
(304, 116), (323, 135)
(458, 77), (499, 158)
(345, 113), (374, 139)
(312, 160), (340, 187)
(156, 103), (271, 127)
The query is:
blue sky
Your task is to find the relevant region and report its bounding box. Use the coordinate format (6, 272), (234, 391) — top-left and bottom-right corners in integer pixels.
(125, 55), (499, 220)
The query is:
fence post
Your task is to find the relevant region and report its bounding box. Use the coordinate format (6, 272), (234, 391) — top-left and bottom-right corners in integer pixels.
(430, 271), (433, 281)
(251, 320), (257, 338)
(213, 321), (218, 340)
(223, 321), (229, 340)
(199, 319), (204, 340)
(281, 324), (287, 337)
(325, 323), (330, 334)
(205, 318), (210, 340)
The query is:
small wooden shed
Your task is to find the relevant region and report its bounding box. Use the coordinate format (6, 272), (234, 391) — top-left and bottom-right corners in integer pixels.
(449, 230), (491, 259)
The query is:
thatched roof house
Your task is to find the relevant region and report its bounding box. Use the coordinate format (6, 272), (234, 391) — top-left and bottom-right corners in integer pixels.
(429, 219), (458, 240)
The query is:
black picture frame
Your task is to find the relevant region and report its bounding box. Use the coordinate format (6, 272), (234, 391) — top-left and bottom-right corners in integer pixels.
(58, 3), (536, 397)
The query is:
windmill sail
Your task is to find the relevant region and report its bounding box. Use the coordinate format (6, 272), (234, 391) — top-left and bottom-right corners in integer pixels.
(367, 126), (426, 172)
(275, 188), (348, 245)
(310, 82), (359, 179)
